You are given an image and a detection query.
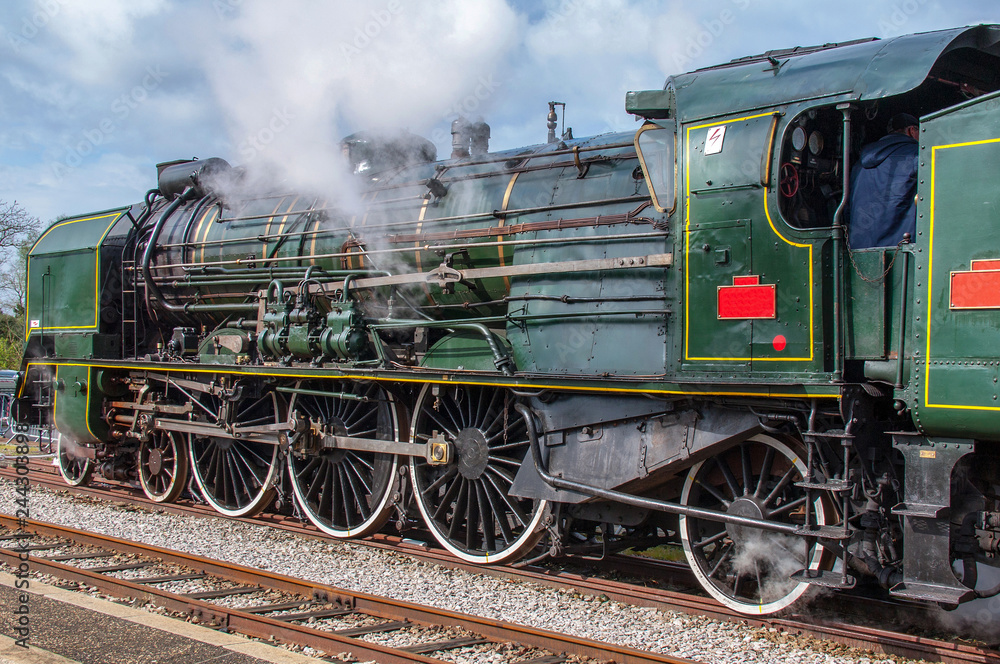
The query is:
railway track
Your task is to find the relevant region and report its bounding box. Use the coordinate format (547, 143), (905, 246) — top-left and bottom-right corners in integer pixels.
(0, 515), (695, 664)
(3, 459), (998, 664)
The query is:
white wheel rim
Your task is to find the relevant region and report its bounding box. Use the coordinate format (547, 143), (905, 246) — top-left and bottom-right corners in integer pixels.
(679, 435), (826, 615)
(57, 434), (91, 487)
(189, 437), (278, 517)
(408, 383), (547, 564)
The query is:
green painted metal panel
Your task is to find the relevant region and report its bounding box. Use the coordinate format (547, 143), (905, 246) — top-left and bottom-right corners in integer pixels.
(25, 211), (124, 338)
(844, 250), (888, 359)
(682, 218), (750, 372)
(678, 111), (819, 376)
(53, 365), (106, 444)
(421, 330), (512, 372)
(914, 91), (1000, 438)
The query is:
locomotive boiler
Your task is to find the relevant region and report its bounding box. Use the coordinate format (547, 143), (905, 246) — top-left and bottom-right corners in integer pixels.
(18, 24), (1000, 615)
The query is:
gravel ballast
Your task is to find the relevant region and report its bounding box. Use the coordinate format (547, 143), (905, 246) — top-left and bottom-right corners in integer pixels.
(0, 476), (927, 664)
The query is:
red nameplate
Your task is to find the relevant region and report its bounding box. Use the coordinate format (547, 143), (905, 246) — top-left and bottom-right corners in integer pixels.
(718, 277), (776, 319)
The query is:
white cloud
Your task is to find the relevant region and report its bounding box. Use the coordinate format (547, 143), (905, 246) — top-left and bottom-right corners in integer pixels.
(43, 0), (169, 85)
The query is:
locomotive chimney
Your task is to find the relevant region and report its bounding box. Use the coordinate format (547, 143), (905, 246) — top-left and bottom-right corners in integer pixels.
(451, 117), (471, 159)
(470, 121), (490, 156)
(547, 102), (559, 144)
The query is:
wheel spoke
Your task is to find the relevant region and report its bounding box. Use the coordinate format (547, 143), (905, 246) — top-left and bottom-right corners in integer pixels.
(740, 444), (753, 497)
(762, 464), (799, 508)
(422, 467), (459, 496)
(448, 479), (469, 539)
(766, 495), (808, 520)
(717, 452), (741, 500)
(475, 481), (496, 551)
(483, 471), (527, 531)
(707, 541), (734, 579)
(754, 447), (775, 498)
(693, 477), (732, 508)
(692, 528), (728, 551)
(432, 472), (464, 522)
(480, 478), (514, 543)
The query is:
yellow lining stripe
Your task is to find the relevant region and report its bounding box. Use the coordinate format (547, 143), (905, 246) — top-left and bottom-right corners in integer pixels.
(924, 136), (1000, 411)
(683, 113), (814, 362)
(22, 361), (840, 401)
(25, 212), (123, 339)
(415, 199), (434, 302)
(499, 172), (520, 290)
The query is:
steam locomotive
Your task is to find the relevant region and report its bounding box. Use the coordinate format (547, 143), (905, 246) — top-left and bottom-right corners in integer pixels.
(17, 25), (1000, 615)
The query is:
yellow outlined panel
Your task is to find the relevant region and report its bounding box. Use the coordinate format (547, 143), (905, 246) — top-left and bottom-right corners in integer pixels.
(683, 115), (814, 362)
(924, 136), (1000, 411)
(25, 211), (123, 339)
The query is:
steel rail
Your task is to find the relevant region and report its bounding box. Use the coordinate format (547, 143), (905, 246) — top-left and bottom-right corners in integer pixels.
(0, 514), (698, 664)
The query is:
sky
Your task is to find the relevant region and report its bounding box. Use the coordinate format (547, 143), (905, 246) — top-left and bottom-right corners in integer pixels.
(0, 0), (996, 224)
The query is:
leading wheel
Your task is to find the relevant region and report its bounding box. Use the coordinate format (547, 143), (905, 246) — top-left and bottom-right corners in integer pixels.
(189, 391), (281, 517)
(287, 381), (399, 538)
(138, 429), (189, 503)
(679, 435), (828, 614)
(410, 384), (547, 564)
(57, 433), (92, 487)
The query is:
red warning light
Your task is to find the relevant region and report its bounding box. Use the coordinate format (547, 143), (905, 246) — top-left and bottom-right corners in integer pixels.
(772, 335), (787, 352)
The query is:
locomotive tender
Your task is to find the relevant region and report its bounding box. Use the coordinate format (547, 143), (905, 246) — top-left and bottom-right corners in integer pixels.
(18, 25), (1000, 615)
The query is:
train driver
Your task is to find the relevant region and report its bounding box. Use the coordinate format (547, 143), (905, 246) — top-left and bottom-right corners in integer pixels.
(847, 113), (920, 249)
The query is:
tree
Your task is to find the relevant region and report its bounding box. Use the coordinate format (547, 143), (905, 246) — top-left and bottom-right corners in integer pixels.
(0, 201), (40, 368)
(0, 201), (39, 248)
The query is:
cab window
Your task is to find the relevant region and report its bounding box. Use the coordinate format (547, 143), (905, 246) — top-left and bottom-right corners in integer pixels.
(634, 122), (676, 213)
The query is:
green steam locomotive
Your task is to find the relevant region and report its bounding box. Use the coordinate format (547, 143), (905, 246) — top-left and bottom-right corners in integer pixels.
(17, 25), (1000, 615)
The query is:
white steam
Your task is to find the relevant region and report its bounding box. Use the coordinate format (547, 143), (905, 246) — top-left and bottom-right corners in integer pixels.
(198, 0), (519, 204)
(730, 532), (806, 603)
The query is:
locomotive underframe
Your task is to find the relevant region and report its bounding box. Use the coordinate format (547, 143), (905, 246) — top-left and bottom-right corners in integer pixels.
(25, 356), (1000, 612)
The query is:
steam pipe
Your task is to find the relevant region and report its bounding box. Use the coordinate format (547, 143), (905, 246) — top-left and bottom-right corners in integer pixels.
(142, 187), (197, 317)
(453, 322), (513, 375)
(368, 318), (513, 375)
(831, 104), (853, 382)
(516, 403), (802, 536)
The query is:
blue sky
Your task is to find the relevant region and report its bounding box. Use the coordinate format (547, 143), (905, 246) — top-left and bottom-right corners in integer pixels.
(0, 0), (995, 223)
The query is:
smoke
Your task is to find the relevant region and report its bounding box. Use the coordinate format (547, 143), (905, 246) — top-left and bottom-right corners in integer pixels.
(729, 531), (808, 604)
(932, 561), (1000, 644)
(196, 0), (519, 206)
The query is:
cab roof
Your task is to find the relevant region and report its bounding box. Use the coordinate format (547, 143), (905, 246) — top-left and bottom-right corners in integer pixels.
(661, 25), (1000, 122)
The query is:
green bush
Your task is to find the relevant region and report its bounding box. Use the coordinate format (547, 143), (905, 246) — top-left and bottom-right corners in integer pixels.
(0, 332), (21, 370)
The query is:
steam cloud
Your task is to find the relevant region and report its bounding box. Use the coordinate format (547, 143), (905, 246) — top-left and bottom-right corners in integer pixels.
(197, 0), (519, 205)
